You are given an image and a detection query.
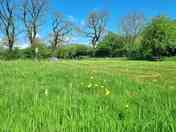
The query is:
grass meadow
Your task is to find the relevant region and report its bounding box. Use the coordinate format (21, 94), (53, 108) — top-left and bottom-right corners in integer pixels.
(0, 59), (176, 131)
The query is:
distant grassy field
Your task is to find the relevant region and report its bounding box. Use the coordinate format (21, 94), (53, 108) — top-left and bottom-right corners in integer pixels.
(0, 60), (176, 131)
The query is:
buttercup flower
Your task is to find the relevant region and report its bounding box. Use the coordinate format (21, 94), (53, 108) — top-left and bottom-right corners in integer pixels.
(90, 76), (94, 80)
(45, 89), (48, 96)
(105, 88), (110, 96)
(94, 84), (98, 87)
(88, 83), (92, 88)
(125, 104), (129, 109)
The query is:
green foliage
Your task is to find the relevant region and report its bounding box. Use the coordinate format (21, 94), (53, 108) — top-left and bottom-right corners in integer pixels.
(20, 44), (52, 59)
(0, 48), (22, 60)
(35, 44), (52, 59)
(141, 16), (176, 59)
(58, 44), (90, 59)
(125, 36), (144, 59)
(126, 44), (143, 60)
(96, 32), (126, 57)
(0, 45), (52, 60)
(1, 15), (176, 60)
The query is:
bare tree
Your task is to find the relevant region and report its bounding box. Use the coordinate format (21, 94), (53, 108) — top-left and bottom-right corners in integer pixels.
(84, 11), (108, 48)
(0, 0), (16, 51)
(51, 12), (72, 50)
(20, 0), (48, 48)
(121, 11), (144, 45)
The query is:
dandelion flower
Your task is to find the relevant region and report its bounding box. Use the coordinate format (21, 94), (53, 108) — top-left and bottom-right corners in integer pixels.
(105, 88), (110, 96)
(45, 89), (48, 96)
(94, 84), (98, 87)
(88, 83), (92, 88)
(125, 104), (129, 109)
(90, 76), (94, 80)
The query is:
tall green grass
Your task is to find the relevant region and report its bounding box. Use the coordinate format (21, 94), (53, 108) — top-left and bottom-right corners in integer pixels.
(0, 60), (176, 131)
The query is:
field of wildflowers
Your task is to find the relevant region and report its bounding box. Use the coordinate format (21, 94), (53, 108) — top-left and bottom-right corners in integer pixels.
(0, 60), (176, 131)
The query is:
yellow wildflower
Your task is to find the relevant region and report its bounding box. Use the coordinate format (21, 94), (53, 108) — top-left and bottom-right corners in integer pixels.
(45, 89), (48, 96)
(94, 84), (98, 87)
(90, 76), (94, 80)
(88, 83), (92, 88)
(125, 104), (129, 109)
(105, 88), (110, 96)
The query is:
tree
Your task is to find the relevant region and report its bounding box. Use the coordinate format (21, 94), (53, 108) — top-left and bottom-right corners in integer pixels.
(20, 0), (48, 48)
(84, 10), (108, 49)
(141, 16), (176, 58)
(50, 12), (72, 51)
(121, 11), (144, 45)
(0, 0), (17, 51)
(97, 32), (125, 57)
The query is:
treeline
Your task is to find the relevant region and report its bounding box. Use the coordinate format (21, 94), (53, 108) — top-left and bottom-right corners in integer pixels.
(0, 0), (176, 60)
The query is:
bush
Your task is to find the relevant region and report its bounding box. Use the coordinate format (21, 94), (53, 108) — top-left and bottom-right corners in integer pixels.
(112, 48), (126, 57)
(96, 32), (126, 57)
(127, 45), (143, 60)
(58, 44), (90, 59)
(95, 47), (111, 57)
(0, 48), (22, 60)
(20, 44), (52, 59)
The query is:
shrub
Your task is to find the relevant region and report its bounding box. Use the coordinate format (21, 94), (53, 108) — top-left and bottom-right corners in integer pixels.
(0, 48), (22, 60)
(58, 44), (90, 59)
(20, 44), (52, 59)
(112, 48), (126, 57)
(96, 32), (126, 57)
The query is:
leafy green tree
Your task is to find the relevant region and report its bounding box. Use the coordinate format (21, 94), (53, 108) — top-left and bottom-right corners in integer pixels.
(141, 16), (176, 58)
(96, 32), (125, 57)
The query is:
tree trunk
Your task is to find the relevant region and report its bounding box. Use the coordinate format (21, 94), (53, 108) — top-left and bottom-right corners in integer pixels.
(9, 44), (13, 51)
(8, 40), (14, 51)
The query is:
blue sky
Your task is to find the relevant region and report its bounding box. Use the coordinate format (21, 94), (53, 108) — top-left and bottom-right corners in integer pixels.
(43, 0), (176, 44)
(15, 0), (176, 47)
(51, 0), (176, 28)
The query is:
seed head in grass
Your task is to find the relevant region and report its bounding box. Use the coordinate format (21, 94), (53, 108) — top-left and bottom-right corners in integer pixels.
(45, 89), (48, 96)
(94, 84), (98, 87)
(105, 88), (110, 96)
(125, 104), (129, 109)
(88, 83), (92, 88)
(90, 76), (94, 80)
